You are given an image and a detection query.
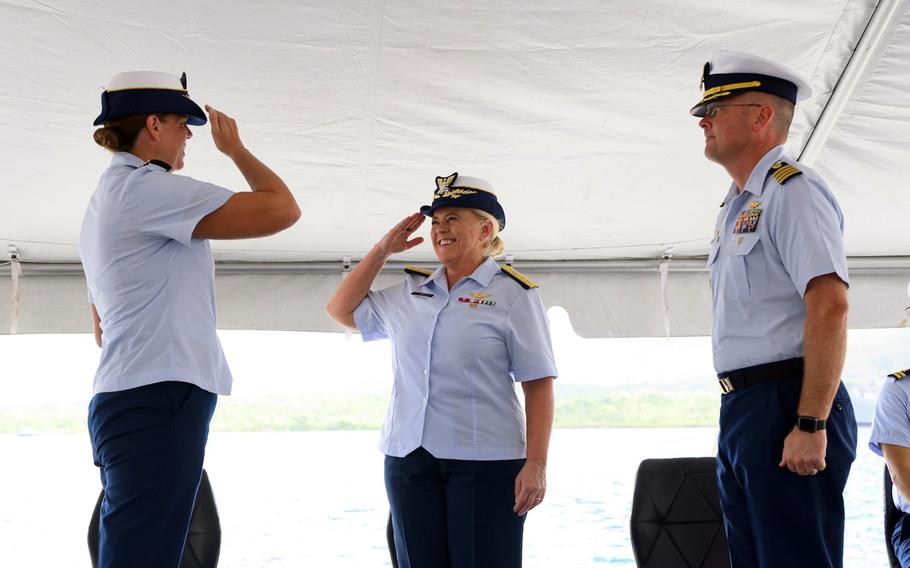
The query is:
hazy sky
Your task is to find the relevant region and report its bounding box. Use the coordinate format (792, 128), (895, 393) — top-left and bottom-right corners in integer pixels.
(2, 306), (908, 407)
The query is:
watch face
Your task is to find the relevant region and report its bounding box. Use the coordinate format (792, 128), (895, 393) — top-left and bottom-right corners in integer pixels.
(797, 416), (823, 433)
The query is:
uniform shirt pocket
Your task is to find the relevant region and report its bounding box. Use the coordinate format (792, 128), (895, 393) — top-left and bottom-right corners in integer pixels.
(727, 235), (766, 301)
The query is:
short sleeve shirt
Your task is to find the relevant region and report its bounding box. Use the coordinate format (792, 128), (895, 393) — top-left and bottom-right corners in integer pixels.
(870, 375), (910, 513)
(708, 145), (849, 373)
(354, 257), (559, 460)
(79, 152), (234, 395)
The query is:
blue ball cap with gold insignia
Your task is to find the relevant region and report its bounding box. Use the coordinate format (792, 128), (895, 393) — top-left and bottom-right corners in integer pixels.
(420, 172), (506, 231)
(690, 51), (812, 117)
(93, 71), (207, 126)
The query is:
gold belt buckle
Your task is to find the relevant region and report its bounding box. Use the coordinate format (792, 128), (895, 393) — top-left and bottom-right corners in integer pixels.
(719, 377), (734, 394)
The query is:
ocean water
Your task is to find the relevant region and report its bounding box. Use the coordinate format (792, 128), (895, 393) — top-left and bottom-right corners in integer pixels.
(0, 427), (887, 566)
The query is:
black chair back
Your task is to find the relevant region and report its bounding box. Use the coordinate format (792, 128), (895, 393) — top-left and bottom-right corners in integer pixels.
(88, 469), (221, 567)
(630, 457), (730, 568)
(885, 465), (902, 568)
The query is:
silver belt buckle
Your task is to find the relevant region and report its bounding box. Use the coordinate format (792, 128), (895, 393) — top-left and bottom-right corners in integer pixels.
(719, 377), (734, 394)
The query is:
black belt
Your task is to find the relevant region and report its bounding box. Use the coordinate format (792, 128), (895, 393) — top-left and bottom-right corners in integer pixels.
(717, 357), (804, 394)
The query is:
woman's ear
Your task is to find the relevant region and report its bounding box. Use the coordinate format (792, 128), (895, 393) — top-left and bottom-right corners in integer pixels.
(145, 114), (161, 141)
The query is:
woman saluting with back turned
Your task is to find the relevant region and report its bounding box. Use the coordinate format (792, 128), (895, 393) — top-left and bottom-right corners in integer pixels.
(80, 70), (300, 567)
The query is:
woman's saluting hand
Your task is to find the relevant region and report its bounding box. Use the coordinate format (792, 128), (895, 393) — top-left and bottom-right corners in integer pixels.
(205, 105), (244, 158)
(376, 213), (425, 257)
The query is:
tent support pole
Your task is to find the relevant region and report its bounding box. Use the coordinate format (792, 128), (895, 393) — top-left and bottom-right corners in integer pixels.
(800, 0), (908, 165)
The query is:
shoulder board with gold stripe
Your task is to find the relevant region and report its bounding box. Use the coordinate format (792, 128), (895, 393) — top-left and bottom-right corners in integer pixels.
(769, 161), (803, 185)
(888, 369), (910, 380)
(404, 265), (433, 277)
(501, 265), (538, 289)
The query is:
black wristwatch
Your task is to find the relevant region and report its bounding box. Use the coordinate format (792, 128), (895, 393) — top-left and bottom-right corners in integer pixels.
(796, 415), (827, 433)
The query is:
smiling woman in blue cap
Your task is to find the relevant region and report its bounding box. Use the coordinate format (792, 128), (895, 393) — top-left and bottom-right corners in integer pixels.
(327, 173), (557, 568)
(80, 70), (300, 567)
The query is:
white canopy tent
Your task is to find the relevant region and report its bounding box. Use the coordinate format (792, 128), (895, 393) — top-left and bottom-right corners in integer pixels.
(2, 0), (910, 337)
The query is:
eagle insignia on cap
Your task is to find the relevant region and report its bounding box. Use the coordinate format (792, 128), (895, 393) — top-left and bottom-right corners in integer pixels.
(700, 61), (711, 89)
(435, 172), (458, 193)
(432, 171), (479, 201)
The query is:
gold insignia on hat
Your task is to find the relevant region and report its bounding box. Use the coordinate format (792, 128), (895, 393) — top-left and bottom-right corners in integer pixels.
(435, 172), (458, 193)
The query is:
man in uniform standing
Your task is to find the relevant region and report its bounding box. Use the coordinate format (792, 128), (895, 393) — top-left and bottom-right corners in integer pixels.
(693, 51), (858, 567)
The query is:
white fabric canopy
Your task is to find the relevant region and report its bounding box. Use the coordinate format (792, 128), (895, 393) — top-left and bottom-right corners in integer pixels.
(2, 0), (909, 336)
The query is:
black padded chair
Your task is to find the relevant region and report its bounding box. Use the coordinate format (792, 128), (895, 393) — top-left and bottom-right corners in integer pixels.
(88, 469), (221, 568)
(630, 457), (730, 568)
(886, 465), (902, 567)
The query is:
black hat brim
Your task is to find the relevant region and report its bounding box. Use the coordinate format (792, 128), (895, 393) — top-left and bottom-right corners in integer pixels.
(420, 198), (506, 231)
(94, 89), (207, 126)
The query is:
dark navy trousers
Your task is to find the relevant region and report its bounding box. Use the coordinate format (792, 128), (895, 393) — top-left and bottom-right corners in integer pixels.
(717, 377), (857, 568)
(893, 513), (910, 567)
(385, 446), (526, 568)
(89, 381), (217, 568)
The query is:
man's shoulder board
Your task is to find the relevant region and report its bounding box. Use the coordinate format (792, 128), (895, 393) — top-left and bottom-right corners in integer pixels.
(769, 161), (803, 185)
(404, 266), (433, 277)
(888, 369), (910, 380)
(501, 265), (538, 289)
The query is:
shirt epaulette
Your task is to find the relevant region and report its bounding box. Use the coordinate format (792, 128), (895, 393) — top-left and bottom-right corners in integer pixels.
(769, 161), (802, 185)
(888, 369), (910, 380)
(501, 265), (538, 289)
(404, 266), (434, 277)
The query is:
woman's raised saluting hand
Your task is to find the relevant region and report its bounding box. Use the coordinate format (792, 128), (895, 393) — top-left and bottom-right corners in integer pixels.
(376, 213), (425, 258)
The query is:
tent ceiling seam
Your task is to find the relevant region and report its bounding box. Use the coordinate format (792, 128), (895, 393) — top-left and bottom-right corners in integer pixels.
(799, 0), (909, 165)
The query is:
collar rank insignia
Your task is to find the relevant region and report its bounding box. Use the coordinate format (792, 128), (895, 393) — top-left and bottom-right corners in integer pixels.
(770, 161), (803, 185)
(888, 369), (910, 380)
(458, 293), (495, 308)
(501, 265), (538, 289)
(404, 265), (434, 277)
(143, 159), (172, 171)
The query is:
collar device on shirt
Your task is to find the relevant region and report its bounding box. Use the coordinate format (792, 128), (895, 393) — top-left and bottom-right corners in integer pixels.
(144, 159), (172, 171)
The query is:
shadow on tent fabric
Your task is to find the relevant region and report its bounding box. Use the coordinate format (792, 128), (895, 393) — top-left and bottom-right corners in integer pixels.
(885, 464), (903, 568)
(630, 457), (730, 568)
(88, 469), (221, 568)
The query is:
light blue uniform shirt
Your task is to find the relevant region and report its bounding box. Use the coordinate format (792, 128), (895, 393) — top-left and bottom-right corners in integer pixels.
(870, 375), (910, 513)
(354, 257), (558, 460)
(708, 145), (849, 373)
(79, 152), (234, 395)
